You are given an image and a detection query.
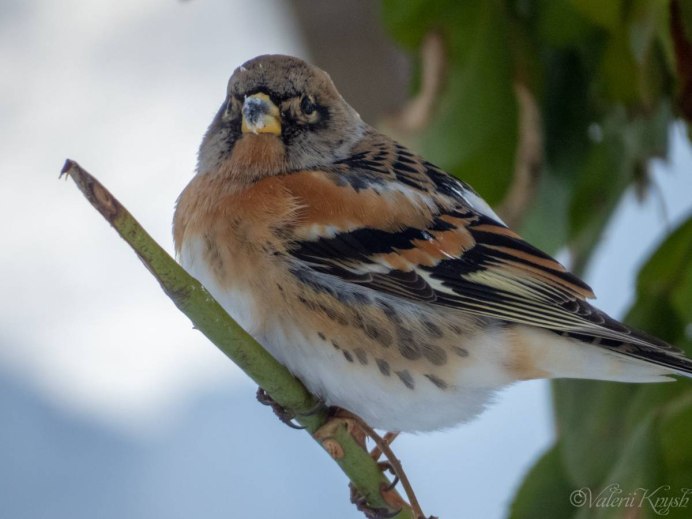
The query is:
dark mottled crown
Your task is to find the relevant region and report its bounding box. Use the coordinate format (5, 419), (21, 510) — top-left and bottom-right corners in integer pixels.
(228, 54), (337, 103)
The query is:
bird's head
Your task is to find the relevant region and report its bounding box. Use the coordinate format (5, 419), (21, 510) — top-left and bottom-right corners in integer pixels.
(197, 55), (364, 183)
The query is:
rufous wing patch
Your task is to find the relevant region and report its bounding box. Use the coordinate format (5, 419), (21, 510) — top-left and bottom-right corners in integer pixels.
(280, 171), (434, 235)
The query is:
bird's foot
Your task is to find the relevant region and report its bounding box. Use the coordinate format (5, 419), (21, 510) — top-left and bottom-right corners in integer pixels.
(255, 387), (324, 430)
(349, 482), (403, 519)
(370, 432), (400, 462)
(314, 408), (430, 519)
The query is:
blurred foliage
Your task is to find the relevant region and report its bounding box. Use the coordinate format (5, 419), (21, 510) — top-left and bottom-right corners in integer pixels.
(512, 217), (692, 518)
(381, 0), (692, 517)
(381, 0), (686, 265)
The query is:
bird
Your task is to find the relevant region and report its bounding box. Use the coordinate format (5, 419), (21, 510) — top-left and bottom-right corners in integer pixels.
(173, 54), (692, 434)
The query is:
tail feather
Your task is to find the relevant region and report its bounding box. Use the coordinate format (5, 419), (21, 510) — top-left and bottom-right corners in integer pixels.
(559, 327), (692, 380)
(513, 326), (691, 383)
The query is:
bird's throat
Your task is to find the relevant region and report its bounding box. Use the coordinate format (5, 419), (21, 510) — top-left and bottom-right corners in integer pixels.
(221, 134), (287, 184)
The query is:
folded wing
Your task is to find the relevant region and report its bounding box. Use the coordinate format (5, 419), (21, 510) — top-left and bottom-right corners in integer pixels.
(283, 136), (692, 376)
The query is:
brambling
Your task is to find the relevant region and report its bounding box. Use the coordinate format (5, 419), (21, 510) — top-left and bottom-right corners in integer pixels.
(174, 55), (692, 433)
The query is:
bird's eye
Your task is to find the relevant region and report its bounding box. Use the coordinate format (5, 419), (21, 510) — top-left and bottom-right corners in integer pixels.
(223, 96), (241, 120)
(223, 96), (243, 121)
(300, 95), (317, 116)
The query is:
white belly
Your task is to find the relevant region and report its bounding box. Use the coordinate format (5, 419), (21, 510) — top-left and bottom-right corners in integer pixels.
(179, 236), (497, 432)
(255, 316), (497, 432)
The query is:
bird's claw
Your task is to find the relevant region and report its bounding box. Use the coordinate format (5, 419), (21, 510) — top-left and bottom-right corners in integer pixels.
(350, 483), (401, 519)
(255, 387), (305, 429)
(255, 387), (326, 429)
(377, 461), (400, 491)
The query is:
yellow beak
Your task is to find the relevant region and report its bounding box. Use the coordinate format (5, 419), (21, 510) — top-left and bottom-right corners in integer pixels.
(241, 93), (281, 136)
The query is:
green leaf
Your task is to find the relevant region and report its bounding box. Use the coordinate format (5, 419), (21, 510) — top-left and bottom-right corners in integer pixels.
(567, 151), (627, 273)
(417, 2), (517, 203)
(657, 390), (692, 519)
(659, 390), (692, 472)
(568, 139), (624, 239)
(519, 169), (571, 253)
(679, 0), (692, 42)
(567, 105), (673, 274)
(380, 0), (445, 49)
(569, 0), (624, 32)
(589, 412), (661, 519)
(622, 383), (684, 432)
(625, 294), (686, 345)
(636, 215), (692, 298)
(521, 45), (598, 256)
(509, 444), (577, 519)
(552, 380), (640, 487)
(535, 0), (594, 48)
(600, 30), (642, 103)
(540, 49), (593, 178)
(627, 213), (692, 354)
(628, 0), (668, 65)
(671, 262), (692, 324)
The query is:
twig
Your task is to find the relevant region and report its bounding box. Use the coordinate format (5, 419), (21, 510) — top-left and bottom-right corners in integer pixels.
(385, 32), (447, 134)
(496, 81), (543, 227)
(355, 420), (427, 519)
(60, 159), (417, 519)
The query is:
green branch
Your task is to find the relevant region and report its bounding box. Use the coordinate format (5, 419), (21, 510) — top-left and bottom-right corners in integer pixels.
(60, 159), (416, 519)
